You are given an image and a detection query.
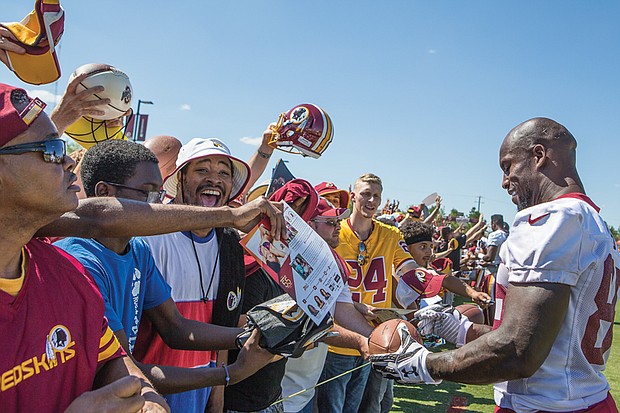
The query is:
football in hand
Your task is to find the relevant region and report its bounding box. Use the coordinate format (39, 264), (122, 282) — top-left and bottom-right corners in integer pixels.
(456, 304), (484, 324)
(368, 319), (423, 355)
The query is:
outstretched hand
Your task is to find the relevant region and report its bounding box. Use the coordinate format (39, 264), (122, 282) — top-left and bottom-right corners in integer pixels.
(229, 329), (282, 385)
(369, 322), (441, 384)
(232, 197), (285, 241)
(414, 305), (472, 347)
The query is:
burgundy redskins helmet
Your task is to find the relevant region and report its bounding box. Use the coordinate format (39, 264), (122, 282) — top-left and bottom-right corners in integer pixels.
(269, 103), (333, 159)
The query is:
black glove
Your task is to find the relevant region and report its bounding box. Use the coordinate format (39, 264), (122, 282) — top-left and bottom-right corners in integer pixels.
(236, 294), (333, 358)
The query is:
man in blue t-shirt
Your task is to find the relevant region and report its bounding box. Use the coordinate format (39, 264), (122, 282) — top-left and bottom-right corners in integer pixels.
(56, 140), (277, 402)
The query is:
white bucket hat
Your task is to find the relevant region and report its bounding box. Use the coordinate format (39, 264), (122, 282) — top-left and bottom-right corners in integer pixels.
(163, 138), (251, 201)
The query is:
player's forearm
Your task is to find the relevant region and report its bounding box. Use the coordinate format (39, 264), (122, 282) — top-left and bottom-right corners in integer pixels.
(425, 329), (528, 384)
(467, 323), (492, 342)
(37, 198), (239, 238)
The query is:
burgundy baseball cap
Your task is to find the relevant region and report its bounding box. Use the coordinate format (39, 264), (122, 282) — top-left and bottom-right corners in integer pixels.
(315, 181), (349, 207)
(407, 205), (422, 217)
(311, 197), (351, 221)
(0, 83), (47, 147)
(400, 268), (444, 298)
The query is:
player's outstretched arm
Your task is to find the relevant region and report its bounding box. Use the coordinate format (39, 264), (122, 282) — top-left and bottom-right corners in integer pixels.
(36, 196), (285, 241)
(425, 281), (570, 384)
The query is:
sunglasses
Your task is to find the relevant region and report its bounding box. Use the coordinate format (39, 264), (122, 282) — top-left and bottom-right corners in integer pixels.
(104, 182), (166, 204)
(0, 139), (66, 164)
(358, 241), (367, 266)
(311, 218), (341, 228)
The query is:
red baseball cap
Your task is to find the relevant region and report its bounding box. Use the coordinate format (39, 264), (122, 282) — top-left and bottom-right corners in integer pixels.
(314, 181), (349, 207)
(407, 205), (421, 217)
(400, 268), (444, 298)
(0, 83), (47, 147)
(311, 197), (351, 221)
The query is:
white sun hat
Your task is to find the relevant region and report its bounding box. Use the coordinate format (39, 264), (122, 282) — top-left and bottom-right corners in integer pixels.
(163, 138), (251, 201)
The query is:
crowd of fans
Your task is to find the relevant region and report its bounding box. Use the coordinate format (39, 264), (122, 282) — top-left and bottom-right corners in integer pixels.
(1, 2), (618, 413)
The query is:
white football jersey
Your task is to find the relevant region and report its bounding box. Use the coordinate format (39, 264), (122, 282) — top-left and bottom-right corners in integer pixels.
(495, 193), (619, 412)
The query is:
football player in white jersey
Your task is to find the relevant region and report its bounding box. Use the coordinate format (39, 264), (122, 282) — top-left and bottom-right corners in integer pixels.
(370, 117), (619, 413)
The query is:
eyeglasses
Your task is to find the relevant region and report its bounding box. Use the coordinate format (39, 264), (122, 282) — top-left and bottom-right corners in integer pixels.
(0, 139), (66, 164)
(104, 182), (166, 204)
(311, 219), (341, 228)
(358, 241), (367, 266)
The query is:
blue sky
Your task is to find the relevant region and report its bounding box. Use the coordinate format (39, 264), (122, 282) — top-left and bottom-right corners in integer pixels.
(3, 1), (620, 228)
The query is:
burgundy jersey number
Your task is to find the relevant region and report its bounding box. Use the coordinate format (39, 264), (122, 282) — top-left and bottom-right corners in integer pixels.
(346, 258), (387, 304)
(581, 254), (620, 365)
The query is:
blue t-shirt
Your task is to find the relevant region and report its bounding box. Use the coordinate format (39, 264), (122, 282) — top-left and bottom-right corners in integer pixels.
(55, 237), (172, 352)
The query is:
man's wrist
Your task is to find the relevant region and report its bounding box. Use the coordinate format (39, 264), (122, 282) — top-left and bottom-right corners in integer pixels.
(257, 146), (273, 159)
(456, 319), (474, 347)
(420, 350), (442, 384)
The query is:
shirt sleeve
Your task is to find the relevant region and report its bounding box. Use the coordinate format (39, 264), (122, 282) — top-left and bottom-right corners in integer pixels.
(97, 320), (126, 365)
(395, 279), (421, 308)
(141, 241), (172, 310)
(487, 231), (501, 246)
(501, 205), (590, 286)
(58, 242), (125, 335)
(335, 255), (353, 304)
(393, 234), (416, 274)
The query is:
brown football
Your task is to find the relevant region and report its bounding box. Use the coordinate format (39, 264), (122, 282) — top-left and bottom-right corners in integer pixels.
(456, 304), (484, 324)
(368, 319), (423, 355)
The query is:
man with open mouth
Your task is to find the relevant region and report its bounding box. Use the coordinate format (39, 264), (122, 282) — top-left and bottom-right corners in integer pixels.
(133, 138), (254, 413)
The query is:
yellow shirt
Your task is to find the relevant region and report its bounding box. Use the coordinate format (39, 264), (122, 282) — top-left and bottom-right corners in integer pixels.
(331, 219), (415, 356)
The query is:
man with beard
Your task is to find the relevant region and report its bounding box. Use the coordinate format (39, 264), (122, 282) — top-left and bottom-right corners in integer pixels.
(133, 138), (252, 413)
(371, 118), (619, 413)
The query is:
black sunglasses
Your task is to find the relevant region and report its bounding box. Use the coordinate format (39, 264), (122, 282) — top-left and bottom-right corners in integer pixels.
(104, 182), (166, 204)
(0, 139), (66, 164)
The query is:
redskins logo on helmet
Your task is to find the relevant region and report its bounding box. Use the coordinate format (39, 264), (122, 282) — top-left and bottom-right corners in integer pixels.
(268, 103), (333, 159)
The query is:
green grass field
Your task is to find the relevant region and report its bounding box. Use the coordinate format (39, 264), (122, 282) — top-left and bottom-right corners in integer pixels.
(390, 319), (620, 412)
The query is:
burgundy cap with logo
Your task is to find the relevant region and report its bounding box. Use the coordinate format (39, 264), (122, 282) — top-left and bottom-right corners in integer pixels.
(315, 181), (349, 207)
(0, 83), (47, 147)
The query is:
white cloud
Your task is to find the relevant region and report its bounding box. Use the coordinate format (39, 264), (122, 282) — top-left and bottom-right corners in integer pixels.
(27, 89), (62, 105)
(240, 137), (262, 146)
(428, 49), (437, 54)
(180, 104), (191, 111)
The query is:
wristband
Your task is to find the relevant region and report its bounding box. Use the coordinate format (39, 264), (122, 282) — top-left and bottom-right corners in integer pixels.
(257, 148), (272, 159)
(456, 319), (473, 347)
(419, 348), (443, 384)
(222, 364), (230, 387)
